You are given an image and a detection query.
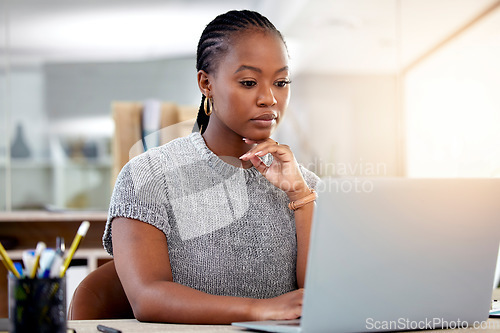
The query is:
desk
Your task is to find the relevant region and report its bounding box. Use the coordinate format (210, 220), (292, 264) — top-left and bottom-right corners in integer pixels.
(494, 288), (500, 300)
(68, 318), (500, 333)
(68, 319), (244, 332)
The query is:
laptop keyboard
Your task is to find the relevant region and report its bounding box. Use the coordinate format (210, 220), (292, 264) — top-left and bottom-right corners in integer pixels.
(280, 320), (301, 326)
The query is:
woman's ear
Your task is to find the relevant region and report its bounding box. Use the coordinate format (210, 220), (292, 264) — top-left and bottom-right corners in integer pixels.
(197, 70), (211, 97)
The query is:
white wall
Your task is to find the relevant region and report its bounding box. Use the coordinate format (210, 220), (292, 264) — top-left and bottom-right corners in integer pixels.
(405, 7), (500, 178)
(277, 74), (399, 178)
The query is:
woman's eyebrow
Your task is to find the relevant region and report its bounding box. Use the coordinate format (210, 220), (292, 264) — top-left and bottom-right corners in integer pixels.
(234, 65), (261, 74)
(275, 66), (289, 74)
(234, 65), (289, 74)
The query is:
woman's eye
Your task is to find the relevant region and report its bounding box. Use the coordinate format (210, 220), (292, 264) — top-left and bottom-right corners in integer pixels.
(240, 80), (257, 87)
(274, 80), (291, 88)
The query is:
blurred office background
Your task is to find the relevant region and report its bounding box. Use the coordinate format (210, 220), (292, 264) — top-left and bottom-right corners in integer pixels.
(1, 0), (500, 315)
(1, 0), (499, 212)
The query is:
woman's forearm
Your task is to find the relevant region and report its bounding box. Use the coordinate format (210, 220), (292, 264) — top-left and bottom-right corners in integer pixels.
(293, 202), (315, 288)
(132, 280), (257, 324)
(131, 279), (304, 324)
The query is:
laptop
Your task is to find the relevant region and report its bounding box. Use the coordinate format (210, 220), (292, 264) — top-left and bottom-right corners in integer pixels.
(233, 178), (500, 332)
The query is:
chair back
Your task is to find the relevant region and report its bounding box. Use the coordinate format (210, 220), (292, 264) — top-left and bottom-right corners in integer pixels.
(68, 260), (134, 320)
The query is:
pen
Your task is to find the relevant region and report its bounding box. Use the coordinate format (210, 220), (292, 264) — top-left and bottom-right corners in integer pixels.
(49, 253), (63, 278)
(56, 236), (65, 256)
(0, 241), (21, 278)
(39, 248), (56, 278)
(49, 236), (65, 278)
(60, 221), (90, 277)
(14, 262), (24, 278)
(29, 242), (46, 278)
(22, 250), (35, 277)
(97, 324), (122, 333)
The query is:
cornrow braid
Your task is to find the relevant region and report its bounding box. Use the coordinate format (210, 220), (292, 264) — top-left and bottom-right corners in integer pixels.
(194, 10), (286, 134)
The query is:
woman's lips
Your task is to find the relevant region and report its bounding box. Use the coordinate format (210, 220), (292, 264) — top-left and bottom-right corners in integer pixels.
(251, 113), (277, 127)
(253, 113), (276, 120)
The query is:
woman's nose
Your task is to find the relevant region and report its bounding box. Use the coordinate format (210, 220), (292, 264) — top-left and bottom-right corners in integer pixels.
(257, 86), (277, 107)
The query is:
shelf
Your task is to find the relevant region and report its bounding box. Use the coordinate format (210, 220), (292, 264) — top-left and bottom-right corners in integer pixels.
(6, 248), (111, 272)
(0, 211), (108, 250)
(0, 210), (108, 223)
(5, 159), (52, 169)
(0, 158), (111, 169)
(0, 210), (111, 317)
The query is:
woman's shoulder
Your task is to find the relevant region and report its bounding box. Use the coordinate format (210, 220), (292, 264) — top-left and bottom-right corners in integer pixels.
(117, 133), (199, 180)
(128, 133), (198, 163)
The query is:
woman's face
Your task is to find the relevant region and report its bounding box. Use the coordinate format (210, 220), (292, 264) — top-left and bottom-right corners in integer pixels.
(207, 30), (290, 141)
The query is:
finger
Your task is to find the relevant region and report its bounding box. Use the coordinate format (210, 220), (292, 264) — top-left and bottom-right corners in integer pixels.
(248, 155), (269, 175)
(243, 137), (278, 145)
(240, 141), (289, 161)
(240, 138), (279, 159)
(253, 144), (292, 163)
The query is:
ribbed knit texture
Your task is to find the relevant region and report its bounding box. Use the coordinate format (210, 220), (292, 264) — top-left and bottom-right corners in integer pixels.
(103, 132), (319, 299)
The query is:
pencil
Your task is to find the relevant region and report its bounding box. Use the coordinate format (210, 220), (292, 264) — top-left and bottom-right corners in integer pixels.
(0, 241), (21, 278)
(29, 242), (46, 279)
(60, 221), (90, 277)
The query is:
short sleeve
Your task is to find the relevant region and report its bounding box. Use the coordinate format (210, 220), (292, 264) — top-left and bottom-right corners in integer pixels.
(103, 149), (170, 255)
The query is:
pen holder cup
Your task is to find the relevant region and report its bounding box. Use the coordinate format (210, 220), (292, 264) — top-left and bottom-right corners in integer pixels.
(8, 275), (67, 333)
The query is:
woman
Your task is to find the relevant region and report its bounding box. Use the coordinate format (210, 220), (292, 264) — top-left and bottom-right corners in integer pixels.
(103, 9), (319, 324)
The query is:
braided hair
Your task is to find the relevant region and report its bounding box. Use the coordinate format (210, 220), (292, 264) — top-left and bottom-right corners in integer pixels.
(195, 10), (287, 134)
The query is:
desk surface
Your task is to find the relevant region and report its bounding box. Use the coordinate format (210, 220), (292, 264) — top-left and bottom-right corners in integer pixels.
(68, 318), (500, 333)
(494, 288), (500, 300)
(68, 319), (244, 332)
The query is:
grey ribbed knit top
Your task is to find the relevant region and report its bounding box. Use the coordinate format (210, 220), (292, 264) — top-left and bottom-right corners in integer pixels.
(103, 132), (319, 299)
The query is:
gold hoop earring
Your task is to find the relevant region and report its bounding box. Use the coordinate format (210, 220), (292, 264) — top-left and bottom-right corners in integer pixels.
(204, 97), (212, 116)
